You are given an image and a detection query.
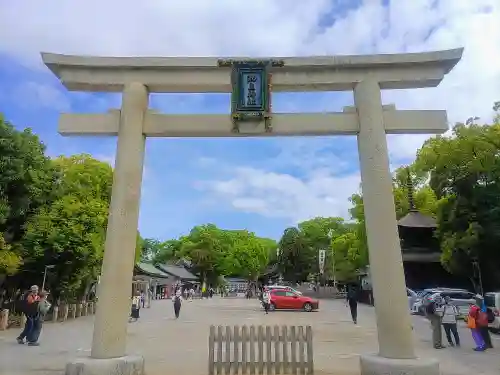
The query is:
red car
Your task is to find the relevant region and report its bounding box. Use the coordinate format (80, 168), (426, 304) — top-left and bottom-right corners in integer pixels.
(269, 290), (319, 312)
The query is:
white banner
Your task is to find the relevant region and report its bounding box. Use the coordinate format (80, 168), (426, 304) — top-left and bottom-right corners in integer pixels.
(318, 249), (326, 274)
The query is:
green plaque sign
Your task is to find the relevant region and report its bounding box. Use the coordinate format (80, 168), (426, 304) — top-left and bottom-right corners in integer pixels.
(218, 59), (284, 133)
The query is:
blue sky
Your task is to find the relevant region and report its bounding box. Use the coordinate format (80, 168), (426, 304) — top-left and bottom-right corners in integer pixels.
(0, 0), (499, 241)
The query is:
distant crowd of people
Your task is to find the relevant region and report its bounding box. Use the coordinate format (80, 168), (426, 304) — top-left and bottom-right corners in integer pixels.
(130, 285), (201, 322)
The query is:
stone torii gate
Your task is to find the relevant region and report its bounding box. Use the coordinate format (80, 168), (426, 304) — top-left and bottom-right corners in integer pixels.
(43, 48), (462, 375)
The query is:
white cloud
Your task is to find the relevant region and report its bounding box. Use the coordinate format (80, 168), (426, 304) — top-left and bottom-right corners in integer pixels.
(200, 166), (361, 224)
(1, 0), (499, 223)
(10, 82), (71, 112)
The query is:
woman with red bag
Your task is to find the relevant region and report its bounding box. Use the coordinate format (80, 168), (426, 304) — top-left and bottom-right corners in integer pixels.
(475, 295), (494, 349)
(468, 296), (487, 351)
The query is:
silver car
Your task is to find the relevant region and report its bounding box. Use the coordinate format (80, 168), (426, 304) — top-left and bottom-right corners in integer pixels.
(407, 288), (418, 311)
(411, 288), (475, 316)
(429, 289), (475, 318)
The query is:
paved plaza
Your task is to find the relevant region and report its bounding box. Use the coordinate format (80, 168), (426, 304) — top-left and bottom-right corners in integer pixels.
(0, 298), (499, 375)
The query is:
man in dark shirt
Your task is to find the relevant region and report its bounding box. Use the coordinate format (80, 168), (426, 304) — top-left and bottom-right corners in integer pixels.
(346, 283), (359, 324)
(16, 285), (40, 344)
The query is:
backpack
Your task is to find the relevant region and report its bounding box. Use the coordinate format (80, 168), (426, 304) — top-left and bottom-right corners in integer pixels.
(15, 293), (28, 314)
(38, 300), (51, 316)
(347, 285), (359, 301)
(425, 301), (436, 316)
(486, 308), (495, 324)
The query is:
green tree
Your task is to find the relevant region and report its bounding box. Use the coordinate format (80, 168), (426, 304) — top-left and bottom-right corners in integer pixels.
(278, 227), (311, 283)
(139, 238), (164, 262)
(258, 237), (279, 265)
(178, 224), (232, 284)
(330, 230), (367, 282)
(51, 154), (113, 202)
(227, 230), (269, 280)
(22, 155), (114, 298)
(153, 239), (184, 264)
(23, 195), (108, 298)
(298, 217), (350, 278)
(0, 234), (22, 275)
(414, 109), (500, 291)
(0, 116), (56, 275)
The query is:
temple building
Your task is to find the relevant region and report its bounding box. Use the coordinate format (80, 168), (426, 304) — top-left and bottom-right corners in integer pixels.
(133, 262), (171, 299)
(398, 171), (470, 290)
(155, 262), (199, 292)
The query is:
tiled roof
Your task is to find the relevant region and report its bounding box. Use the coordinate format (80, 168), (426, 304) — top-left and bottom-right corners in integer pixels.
(135, 262), (171, 278)
(156, 264), (198, 281)
(398, 210), (437, 228)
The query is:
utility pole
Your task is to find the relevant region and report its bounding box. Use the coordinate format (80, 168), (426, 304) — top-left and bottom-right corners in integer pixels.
(42, 265), (55, 291)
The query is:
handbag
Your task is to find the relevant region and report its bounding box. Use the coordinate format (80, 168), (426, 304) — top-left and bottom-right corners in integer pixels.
(466, 315), (476, 329)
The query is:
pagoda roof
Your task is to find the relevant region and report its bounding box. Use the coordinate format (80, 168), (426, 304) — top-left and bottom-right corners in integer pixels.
(398, 210), (437, 228)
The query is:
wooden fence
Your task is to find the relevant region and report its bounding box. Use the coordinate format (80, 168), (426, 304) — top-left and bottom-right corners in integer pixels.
(208, 325), (313, 375)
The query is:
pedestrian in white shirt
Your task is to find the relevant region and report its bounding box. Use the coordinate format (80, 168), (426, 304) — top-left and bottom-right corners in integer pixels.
(262, 289), (271, 314)
(439, 296), (460, 347)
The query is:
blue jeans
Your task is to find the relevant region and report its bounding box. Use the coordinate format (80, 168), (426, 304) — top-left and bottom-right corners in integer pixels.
(27, 316), (43, 343)
(17, 316), (34, 340)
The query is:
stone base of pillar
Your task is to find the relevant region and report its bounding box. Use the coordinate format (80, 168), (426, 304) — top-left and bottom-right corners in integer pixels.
(360, 355), (439, 375)
(65, 355), (144, 375)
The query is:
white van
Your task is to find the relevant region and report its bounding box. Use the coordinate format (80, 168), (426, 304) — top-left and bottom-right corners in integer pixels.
(485, 292), (500, 333)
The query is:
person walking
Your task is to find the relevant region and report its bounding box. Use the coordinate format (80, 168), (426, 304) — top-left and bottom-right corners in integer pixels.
(129, 292), (141, 322)
(474, 295), (493, 349)
(16, 285), (40, 344)
(425, 294), (445, 349)
(345, 283), (359, 324)
(440, 296), (460, 347)
(26, 291), (51, 346)
(172, 288), (182, 319)
(262, 289), (271, 314)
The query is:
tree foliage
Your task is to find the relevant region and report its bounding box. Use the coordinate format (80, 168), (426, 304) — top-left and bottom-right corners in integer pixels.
(413, 107), (500, 291)
(20, 154), (114, 298)
(151, 224), (276, 284)
(0, 116), (56, 275)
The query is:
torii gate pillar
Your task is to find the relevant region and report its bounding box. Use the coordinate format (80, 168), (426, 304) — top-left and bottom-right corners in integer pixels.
(43, 48), (463, 375)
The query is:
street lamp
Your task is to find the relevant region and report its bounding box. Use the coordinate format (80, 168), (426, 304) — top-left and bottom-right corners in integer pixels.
(327, 229), (337, 289)
(42, 265), (55, 291)
(472, 258), (484, 296)
(276, 247), (283, 285)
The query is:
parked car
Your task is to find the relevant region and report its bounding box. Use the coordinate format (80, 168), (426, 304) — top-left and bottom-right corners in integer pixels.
(411, 289), (442, 315)
(265, 285), (303, 295)
(268, 289), (318, 312)
(411, 288), (475, 317)
(485, 292), (500, 333)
